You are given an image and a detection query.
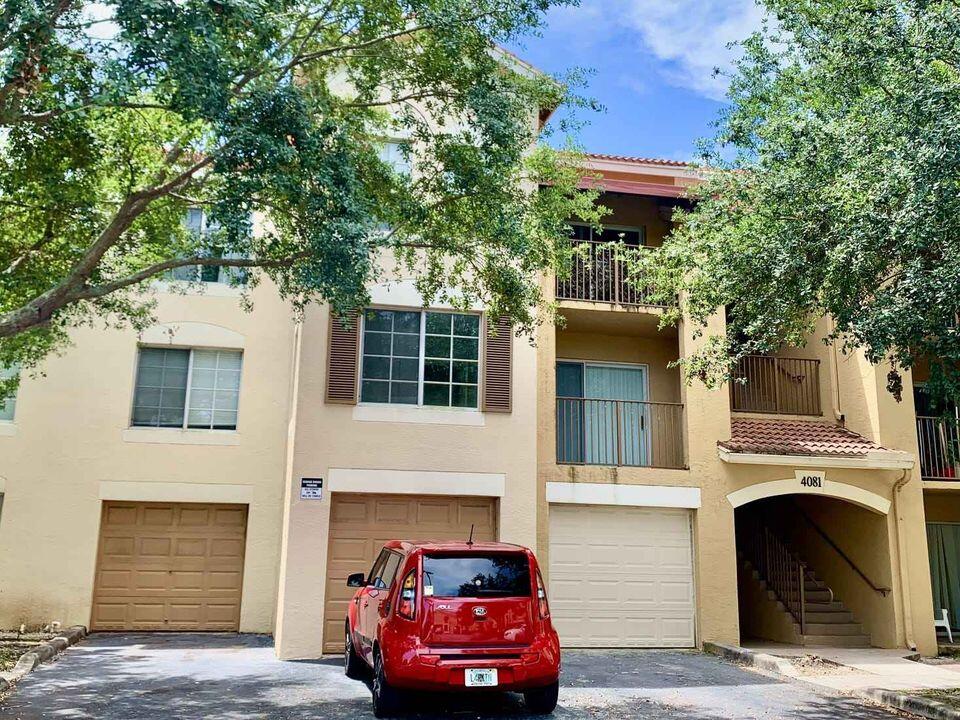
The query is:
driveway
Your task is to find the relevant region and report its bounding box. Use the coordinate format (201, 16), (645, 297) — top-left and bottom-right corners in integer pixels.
(0, 634), (912, 720)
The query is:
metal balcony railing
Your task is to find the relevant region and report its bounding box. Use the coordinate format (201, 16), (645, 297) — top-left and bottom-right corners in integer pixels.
(555, 239), (665, 307)
(730, 355), (822, 416)
(556, 397), (685, 469)
(917, 416), (960, 480)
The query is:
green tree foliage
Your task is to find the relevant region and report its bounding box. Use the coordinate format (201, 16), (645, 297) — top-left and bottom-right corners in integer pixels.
(0, 0), (601, 392)
(650, 0), (960, 408)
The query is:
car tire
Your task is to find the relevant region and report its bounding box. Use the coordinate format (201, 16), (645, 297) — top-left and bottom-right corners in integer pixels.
(371, 649), (402, 718)
(344, 624), (366, 680)
(524, 680), (559, 715)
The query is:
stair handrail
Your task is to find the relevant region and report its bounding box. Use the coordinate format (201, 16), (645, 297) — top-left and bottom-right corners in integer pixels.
(792, 504), (891, 597)
(740, 516), (807, 633)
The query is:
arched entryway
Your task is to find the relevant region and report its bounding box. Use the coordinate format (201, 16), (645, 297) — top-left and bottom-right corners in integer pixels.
(731, 488), (896, 648)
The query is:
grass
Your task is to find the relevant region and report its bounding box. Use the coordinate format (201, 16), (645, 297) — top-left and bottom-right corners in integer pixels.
(912, 689), (960, 710)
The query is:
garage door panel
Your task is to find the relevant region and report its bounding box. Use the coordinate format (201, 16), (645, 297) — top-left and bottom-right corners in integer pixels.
(91, 501), (247, 632)
(322, 494), (496, 653)
(549, 504), (695, 648)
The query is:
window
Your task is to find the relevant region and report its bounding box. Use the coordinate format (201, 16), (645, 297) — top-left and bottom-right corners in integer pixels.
(0, 364), (19, 422)
(367, 548), (403, 590)
(167, 208), (247, 285)
(569, 222), (645, 246)
(422, 554), (531, 598)
(360, 309), (480, 409)
(132, 347), (242, 430)
(378, 140), (411, 175)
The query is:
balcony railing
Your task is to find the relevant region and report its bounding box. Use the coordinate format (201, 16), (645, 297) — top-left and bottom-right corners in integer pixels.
(730, 355), (822, 416)
(917, 416), (960, 480)
(556, 397), (685, 469)
(555, 239), (664, 307)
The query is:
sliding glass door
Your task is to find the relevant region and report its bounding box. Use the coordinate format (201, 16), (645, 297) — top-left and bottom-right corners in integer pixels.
(556, 361), (649, 466)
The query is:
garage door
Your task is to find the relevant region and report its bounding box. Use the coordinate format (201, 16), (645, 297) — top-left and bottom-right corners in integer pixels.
(549, 504), (695, 647)
(322, 493), (497, 653)
(91, 501), (248, 631)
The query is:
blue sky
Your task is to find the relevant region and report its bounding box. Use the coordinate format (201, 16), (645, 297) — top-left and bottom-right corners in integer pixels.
(507, 0), (765, 161)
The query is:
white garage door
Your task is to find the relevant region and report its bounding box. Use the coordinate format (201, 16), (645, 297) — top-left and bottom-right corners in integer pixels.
(548, 504), (695, 647)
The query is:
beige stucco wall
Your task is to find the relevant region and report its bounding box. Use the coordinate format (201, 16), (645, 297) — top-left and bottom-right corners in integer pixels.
(273, 300), (539, 659)
(0, 283), (295, 632)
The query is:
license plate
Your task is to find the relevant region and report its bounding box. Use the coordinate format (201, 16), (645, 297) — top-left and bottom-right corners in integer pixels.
(465, 668), (498, 687)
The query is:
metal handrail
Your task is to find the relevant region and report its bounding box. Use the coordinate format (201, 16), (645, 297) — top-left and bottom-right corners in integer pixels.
(739, 515), (806, 632)
(792, 504), (891, 596)
(555, 397), (685, 469)
(730, 355), (822, 416)
(555, 239), (668, 307)
(916, 415), (960, 480)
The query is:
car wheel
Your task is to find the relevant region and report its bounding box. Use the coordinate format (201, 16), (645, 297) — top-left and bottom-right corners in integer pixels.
(523, 680), (559, 715)
(344, 624), (366, 680)
(371, 649), (402, 718)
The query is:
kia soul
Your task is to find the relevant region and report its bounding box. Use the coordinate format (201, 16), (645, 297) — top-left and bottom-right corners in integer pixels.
(343, 541), (561, 717)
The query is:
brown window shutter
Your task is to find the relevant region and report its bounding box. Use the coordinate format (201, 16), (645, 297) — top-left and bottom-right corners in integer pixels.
(326, 309), (360, 404)
(482, 316), (513, 413)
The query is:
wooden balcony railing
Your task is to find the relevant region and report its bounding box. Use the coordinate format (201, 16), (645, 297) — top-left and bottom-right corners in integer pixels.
(555, 239), (665, 307)
(556, 397), (685, 469)
(730, 355), (822, 416)
(917, 416), (960, 480)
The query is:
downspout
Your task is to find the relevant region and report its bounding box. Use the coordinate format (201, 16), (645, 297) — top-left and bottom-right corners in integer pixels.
(892, 468), (917, 651)
(827, 318), (844, 425)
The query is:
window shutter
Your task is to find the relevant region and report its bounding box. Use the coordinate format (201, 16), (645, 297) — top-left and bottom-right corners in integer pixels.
(482, 316), (513, 413)
(326, 309), (360, 405)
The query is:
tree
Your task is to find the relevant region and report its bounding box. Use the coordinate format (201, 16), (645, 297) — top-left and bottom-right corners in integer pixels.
(650, 0), (960, 407)
(0, 0), (601, 392)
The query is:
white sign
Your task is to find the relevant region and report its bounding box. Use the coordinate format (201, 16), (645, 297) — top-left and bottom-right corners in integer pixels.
(300, 477), (323, 500)
(795, 470), (825, 490)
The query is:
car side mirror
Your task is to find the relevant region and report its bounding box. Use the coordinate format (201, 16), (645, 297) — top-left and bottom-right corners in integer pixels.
(347, 572), (366, 588)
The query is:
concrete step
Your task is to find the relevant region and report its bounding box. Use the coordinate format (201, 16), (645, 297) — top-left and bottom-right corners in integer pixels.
(804, 610), (854, 624)
(801, 633), (871, 648)
(804, 581), (827, 591)
(802, 622), (865, 636)
(805, 589), (834, 602)
(805, 601), (844, 612)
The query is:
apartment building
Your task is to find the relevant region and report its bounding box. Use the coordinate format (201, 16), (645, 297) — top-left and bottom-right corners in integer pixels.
(0, 152), (949, 658)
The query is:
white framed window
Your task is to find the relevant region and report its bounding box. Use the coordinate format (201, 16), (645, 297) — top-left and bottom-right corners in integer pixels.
(167, 208), (247, 285)
(0, 364), (19, 422)
(132, 347), (243, 430)
(360, 309), (480, 409)
(378, 140), (411, 175)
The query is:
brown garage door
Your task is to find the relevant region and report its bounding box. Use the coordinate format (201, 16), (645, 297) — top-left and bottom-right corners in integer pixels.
(91, 501), (248, 631)
(322, 493), (497, 653)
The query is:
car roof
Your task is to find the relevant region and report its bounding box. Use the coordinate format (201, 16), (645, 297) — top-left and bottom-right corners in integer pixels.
(383, 540), (530, 554)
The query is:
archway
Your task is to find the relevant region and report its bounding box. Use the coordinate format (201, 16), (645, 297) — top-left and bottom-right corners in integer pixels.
(733, 491), (896, 648)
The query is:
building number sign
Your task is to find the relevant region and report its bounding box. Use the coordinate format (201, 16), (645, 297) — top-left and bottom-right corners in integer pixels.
(796, 470), (825, 489)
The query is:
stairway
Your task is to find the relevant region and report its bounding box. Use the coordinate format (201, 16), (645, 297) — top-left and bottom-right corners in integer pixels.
(739, 552), (872, 647)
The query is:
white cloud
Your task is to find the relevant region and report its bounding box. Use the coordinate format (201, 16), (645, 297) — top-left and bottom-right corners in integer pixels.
(543, 0), (766, 101)
(621, 0), (765, 100)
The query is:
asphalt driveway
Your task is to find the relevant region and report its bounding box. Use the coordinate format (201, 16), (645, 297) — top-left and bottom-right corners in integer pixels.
(0, 634), (911, 720)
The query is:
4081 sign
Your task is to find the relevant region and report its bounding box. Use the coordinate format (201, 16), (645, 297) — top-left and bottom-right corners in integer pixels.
(796, 471), (825, 489)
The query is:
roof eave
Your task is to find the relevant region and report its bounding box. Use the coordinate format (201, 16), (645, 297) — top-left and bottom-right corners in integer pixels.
(717, 446), (915, 470)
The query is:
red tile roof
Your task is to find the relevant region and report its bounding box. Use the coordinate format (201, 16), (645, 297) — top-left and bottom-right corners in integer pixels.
(719, 419), (886, 457)
(586, 153), (691, 167)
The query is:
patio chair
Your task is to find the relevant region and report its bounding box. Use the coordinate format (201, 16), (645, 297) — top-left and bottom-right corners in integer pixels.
(935, 608), (954, 644)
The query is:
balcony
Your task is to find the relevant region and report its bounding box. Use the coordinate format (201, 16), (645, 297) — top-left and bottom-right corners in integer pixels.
(555, 239), (665, 307)
(917, 416), (960, 480)
(556, 397), (685, 469)
(730, 355), (822, 416)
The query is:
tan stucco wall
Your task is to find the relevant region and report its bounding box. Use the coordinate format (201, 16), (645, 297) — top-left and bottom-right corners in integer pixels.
(737, 560), (801, 644)
(0, 283), (294, 632)
(925, 491), (960, 522)
(273, 302), (539, 659)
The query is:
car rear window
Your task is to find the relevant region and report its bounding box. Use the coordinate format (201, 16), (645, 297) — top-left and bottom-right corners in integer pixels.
(422, 554), (531, 598)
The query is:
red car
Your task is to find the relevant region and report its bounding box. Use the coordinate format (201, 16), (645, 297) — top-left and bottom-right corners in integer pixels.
(343, 540), (561, 717)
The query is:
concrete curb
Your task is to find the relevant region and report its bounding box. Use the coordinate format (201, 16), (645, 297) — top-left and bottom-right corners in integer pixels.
(861, 688), (960, 720)
(0, 626), (87, 689)
(703, 641), (800, 678)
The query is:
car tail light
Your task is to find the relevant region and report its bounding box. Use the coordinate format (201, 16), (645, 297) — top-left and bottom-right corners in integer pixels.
(397, 569), (417, 620)
(536, 570), (550, 619)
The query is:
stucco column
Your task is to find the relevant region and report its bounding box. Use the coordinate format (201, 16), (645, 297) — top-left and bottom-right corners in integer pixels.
(678, 308), (740, 647)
